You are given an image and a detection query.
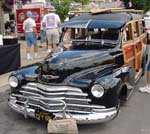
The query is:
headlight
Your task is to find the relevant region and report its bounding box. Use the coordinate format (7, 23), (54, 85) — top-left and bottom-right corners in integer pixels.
(91, 84), (104, 98)
(9, 76), (19, 88)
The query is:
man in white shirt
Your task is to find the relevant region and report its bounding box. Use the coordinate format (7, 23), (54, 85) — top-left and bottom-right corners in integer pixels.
(144, 16), (150, 44)
(139, 16), (150, 93)
(42, 6), (61, 53)
(40, 16), (46, 47)
(23, 11), (39, 60)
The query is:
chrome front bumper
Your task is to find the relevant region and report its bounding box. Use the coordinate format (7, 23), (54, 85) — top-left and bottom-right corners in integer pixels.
(8, 95), (118, 124)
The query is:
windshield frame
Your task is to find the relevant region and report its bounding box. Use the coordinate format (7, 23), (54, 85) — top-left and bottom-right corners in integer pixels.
(60, 27), (121, 49)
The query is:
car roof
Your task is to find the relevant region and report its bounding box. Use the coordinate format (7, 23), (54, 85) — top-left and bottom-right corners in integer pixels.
(62, 12), (143, 29)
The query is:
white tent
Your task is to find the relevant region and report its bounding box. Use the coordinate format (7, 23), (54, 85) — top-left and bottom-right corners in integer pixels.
(32, 0), (46, 3)
(145, 11), (150, 16)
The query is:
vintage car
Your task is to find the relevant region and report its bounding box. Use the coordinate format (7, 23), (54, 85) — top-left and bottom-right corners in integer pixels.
(8, 9), (148, 124)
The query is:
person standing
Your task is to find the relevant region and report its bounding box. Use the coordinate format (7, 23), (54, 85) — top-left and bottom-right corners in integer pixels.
(144, 16), (150, 44)
(39, 15), (46, 48)
(139, 17), (150, 93)
(42, 6), (61, 53)
(139, 62), (150, 94)
(23, 11), (39, 60)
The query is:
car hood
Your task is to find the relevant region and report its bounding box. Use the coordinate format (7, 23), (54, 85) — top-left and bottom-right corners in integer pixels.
(46, 50), (115, 73)
(12, 49), (123, 87)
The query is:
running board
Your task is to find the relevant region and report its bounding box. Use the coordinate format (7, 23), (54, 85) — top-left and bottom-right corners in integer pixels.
(126, 69), (142, 100)
(135, 69), (142, 83)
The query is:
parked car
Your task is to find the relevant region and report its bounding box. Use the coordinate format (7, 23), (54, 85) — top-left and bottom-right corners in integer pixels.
(8, 9), (148, 124)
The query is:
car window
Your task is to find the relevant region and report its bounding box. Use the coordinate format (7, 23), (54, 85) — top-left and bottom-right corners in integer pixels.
(62, 28), (119, 42)
(133, 21), (139, 38)
(139, 20), (145, 35)
(61, 28), (120, 50)
(123, 23), (132, 42)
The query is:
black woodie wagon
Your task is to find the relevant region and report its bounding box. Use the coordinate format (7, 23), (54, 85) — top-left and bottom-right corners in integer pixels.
(8, 9), (148, 124)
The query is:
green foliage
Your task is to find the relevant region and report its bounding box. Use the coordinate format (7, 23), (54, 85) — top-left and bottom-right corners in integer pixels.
(74, 0), (89, 5)
(50, 0), (72, 22)
(145, 0), (150, 12)
(122, 0), (150, 12)
(132, 0), (146, 10)
(122, 0), (130, 8)
(1, 0), (13, 12)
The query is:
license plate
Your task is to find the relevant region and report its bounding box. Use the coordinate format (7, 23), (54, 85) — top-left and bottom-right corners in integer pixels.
(35, 111), (53, 121)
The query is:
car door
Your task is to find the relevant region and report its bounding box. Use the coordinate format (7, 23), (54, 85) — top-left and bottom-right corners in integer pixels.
(122, 21), (144, 80)
(132, 20), (143, 74)
(122, 22), (136, 70)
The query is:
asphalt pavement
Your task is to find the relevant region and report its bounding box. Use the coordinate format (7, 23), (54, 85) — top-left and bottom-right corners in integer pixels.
(0, 75), (150, 134)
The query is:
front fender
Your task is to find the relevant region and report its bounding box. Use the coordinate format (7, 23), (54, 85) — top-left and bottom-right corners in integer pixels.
(10, 62), (42, 84)
(91, 66), (131, 107)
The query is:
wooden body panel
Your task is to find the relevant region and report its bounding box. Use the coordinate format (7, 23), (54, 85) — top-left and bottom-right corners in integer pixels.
(122, 19), (146, 78)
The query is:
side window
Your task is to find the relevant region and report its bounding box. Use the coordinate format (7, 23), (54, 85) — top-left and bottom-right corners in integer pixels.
(63, 28), (86, 41)
(139, 20), (145, 35)
(63, 28), (71, 42)
(132, 21), (139, 38)
(123, 23), (132, 42)
(75, 28), (86, 39)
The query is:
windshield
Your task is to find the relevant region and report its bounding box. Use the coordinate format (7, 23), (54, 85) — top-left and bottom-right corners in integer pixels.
(61, 28), (120, 50)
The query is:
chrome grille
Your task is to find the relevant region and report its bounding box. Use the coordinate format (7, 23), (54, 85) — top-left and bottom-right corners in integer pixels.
(12, 82), (105, 114)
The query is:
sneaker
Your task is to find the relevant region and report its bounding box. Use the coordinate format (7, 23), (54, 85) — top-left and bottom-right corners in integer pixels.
(47, 49), (52, 53)
(34, 55), (41, 59)
(139, 85), (150, 93)
(27, 56), (33, 60)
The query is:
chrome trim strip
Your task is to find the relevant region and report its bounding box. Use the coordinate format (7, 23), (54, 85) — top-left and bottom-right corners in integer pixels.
(28, 103), (65, 113)
(25, 83), (82, 92)
(67, 104), (105, 109)
(11, 94), (92, 113)
(16, 99), (104, 110)
(21, 87), (88, 96)
(14, 92), (91, 102)
(16, 100), (64, 107)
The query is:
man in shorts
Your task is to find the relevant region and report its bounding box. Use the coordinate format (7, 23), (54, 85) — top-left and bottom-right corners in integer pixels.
(139, 17), (150, 93)
(39, 15), (46, 48)
(139, 62), (150, 93)
(23, 11), (39, 60)
(144, 15), (150, 44)
(42, 6), (61, 53)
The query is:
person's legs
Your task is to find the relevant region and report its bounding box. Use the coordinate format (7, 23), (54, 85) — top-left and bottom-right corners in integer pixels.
(139, 62), (150, 93)
(33, 45), (40, 58)
(25, 33), (33, 60)
(147, 32), (150, 44)
(52, 29), (59, 49)
(31, 32), (40, 58)
(46, 30), (53, 53)
(40, 30), (46, 47)
(26, 45), (32, 60)
(146, 61), (150, 85)
(33, 45), (37, 53)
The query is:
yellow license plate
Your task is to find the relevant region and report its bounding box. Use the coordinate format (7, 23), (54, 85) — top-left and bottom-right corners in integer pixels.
(35, 112), (52, 121)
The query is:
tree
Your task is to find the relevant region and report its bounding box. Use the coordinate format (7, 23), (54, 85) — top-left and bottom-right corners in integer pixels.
(145, 0), (150, 12)
(74, 0), (89, 5)
(122, 0), (150, 12)
(1, 0), (13, 12)
(49, 0), (72, 22)
(132, 0), (146, 10)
